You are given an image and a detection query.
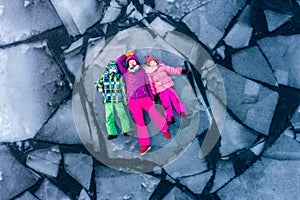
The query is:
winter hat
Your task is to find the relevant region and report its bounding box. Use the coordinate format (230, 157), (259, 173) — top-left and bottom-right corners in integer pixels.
(106, 61), (118, 72)
(126, 55), (140, 68)
(146, 55), (157, 66)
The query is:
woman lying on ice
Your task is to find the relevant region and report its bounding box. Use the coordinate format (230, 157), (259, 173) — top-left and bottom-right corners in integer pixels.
(116, 50), (171, 155)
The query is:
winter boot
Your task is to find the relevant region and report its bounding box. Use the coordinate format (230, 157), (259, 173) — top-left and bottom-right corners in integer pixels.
(163, 130), (171, 139)
(107, 135), (118, 140)
(140, 145), (151, 155)
(167, 116), (175, 125)
(123, 131), (133, 136)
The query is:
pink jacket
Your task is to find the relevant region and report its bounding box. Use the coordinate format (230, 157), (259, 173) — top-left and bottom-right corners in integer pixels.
(144, 62), (182, 95)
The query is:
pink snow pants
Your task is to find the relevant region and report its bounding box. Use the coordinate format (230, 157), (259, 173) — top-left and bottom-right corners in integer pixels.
(159, 88), (189, 122)
(129, 97), (168, 147)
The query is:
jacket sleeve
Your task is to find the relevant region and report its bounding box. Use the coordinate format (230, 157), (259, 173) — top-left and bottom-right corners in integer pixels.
(144, 70), (154, 100)
(116, 54), (127, 75)
(120, 76), (127, 104)
(161, 63), (183, 75)
(95, 74), (104, 90)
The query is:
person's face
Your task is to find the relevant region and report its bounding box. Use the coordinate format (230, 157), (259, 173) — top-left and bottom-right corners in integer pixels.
(149, 60), (157, 67)
(109, 67), (117, 73)
(128, 59), (137, 67)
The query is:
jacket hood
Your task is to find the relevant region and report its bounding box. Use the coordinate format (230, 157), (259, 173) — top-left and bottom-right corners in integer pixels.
(126, 55), (140, 68)
(106, 61), (119, 73)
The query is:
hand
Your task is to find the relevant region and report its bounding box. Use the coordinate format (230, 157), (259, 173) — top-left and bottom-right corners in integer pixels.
(98, 88), (103, 93)
(152, 101), (155, 105)
(128, 49), (135, 55)
(124, 102), (128, 106)
(182, 69), (189, 74)
(125, 49), (135, 57)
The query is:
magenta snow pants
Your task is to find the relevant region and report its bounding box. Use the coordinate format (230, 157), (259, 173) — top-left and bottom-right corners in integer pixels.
(158, 88), (189, 122)
(129, 97), (168, 147)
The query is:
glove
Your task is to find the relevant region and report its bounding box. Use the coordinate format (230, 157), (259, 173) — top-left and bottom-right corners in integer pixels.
(125, 50), (135, 57)
(154, 94), (159, 102)
(182, 69), (189, 74)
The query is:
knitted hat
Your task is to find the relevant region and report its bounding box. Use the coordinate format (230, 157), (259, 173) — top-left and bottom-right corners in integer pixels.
(106, 61), (118, 72)
(146, 55), (157, 66)
(126, 55), (140, 68)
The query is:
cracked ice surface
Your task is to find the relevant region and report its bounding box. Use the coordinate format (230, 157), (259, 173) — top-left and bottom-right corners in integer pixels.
(264, 10), (291, 32)
(258, 35), (300, 89)
(218, 137), (300, 200)
(26, 146), (62, 178)
(231, 46), (278, 86)
(35, 100), (82, 145)
(15, 191), (39, 200)
(35, 179), (71, 200)
(164, 139), (208, 179)
(50, 0), (104, 35)
(182, 0), (247, 49)
(214, 65), (279, 135)
(0, 0), (62, 45)
(95, 165), (160, 200)
(224, 5), (253, 49)
(163, 187), (193, 200)
(0, 145), (39, 200)
(64, 153), (93, 190)
(0, 42), (70, 142)
(220, 113), (257, 157)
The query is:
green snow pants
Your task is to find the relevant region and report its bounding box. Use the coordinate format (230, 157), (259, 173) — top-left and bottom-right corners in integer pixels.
(105, 102), (131, 136)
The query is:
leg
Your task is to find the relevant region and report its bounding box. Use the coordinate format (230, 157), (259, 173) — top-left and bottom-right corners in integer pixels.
(142, 97), (168, 132)
(168, 88), (189, 117)
(114, 103), (131, 133)
(129, 99), (151, 147)
(159, 89), (174, 122)
(105, 103), (117, 136)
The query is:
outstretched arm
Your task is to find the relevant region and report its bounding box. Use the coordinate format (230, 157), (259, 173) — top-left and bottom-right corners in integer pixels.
(95, 74), (104, 92)
(116, 54), (127, 75)
(161, 62), (183, 75)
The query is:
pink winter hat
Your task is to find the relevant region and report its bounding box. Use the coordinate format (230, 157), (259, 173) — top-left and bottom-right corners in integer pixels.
(146, 55), (157, 66)
(126, 55), (140, 68)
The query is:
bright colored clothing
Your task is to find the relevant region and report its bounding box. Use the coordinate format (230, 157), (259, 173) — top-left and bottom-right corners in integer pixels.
(105, 102), (131, 135)
(159, 88), (188, 121)
(116, 54), (154, 100)
(96, 65), (127, 104)
(144, 62), (182, 95)
(129, 97), (168, 146)
(116, 53), (168, 147)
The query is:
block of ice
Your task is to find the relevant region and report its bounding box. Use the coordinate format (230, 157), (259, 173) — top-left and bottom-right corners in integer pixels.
(64, 153), (93, 189)
(215, 65), (279, 135)
(0, 145), (39, 200)
(26, 146), (62, 178)
(211, 161), (235, 192)
(232, 46), (278, 86)
(0, 42), (71, 142)
(163, 187), (193, 200)
(164, 139), (208, 179)
(15, 191), (39, 200)
(0, 1), (62, 45)
(220, 113), (257, 157)
(95, 165), (160, 199)
(182, 0), (247, 49)
(179, 171), (213, 194)
(258, 35), (300, 89)
(264, 10), (291, 32)
(218, 158), (300, 200)
(35, 100), (82, 145)
(50, 0), (104, 35)
(35, 179), (71, 200)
